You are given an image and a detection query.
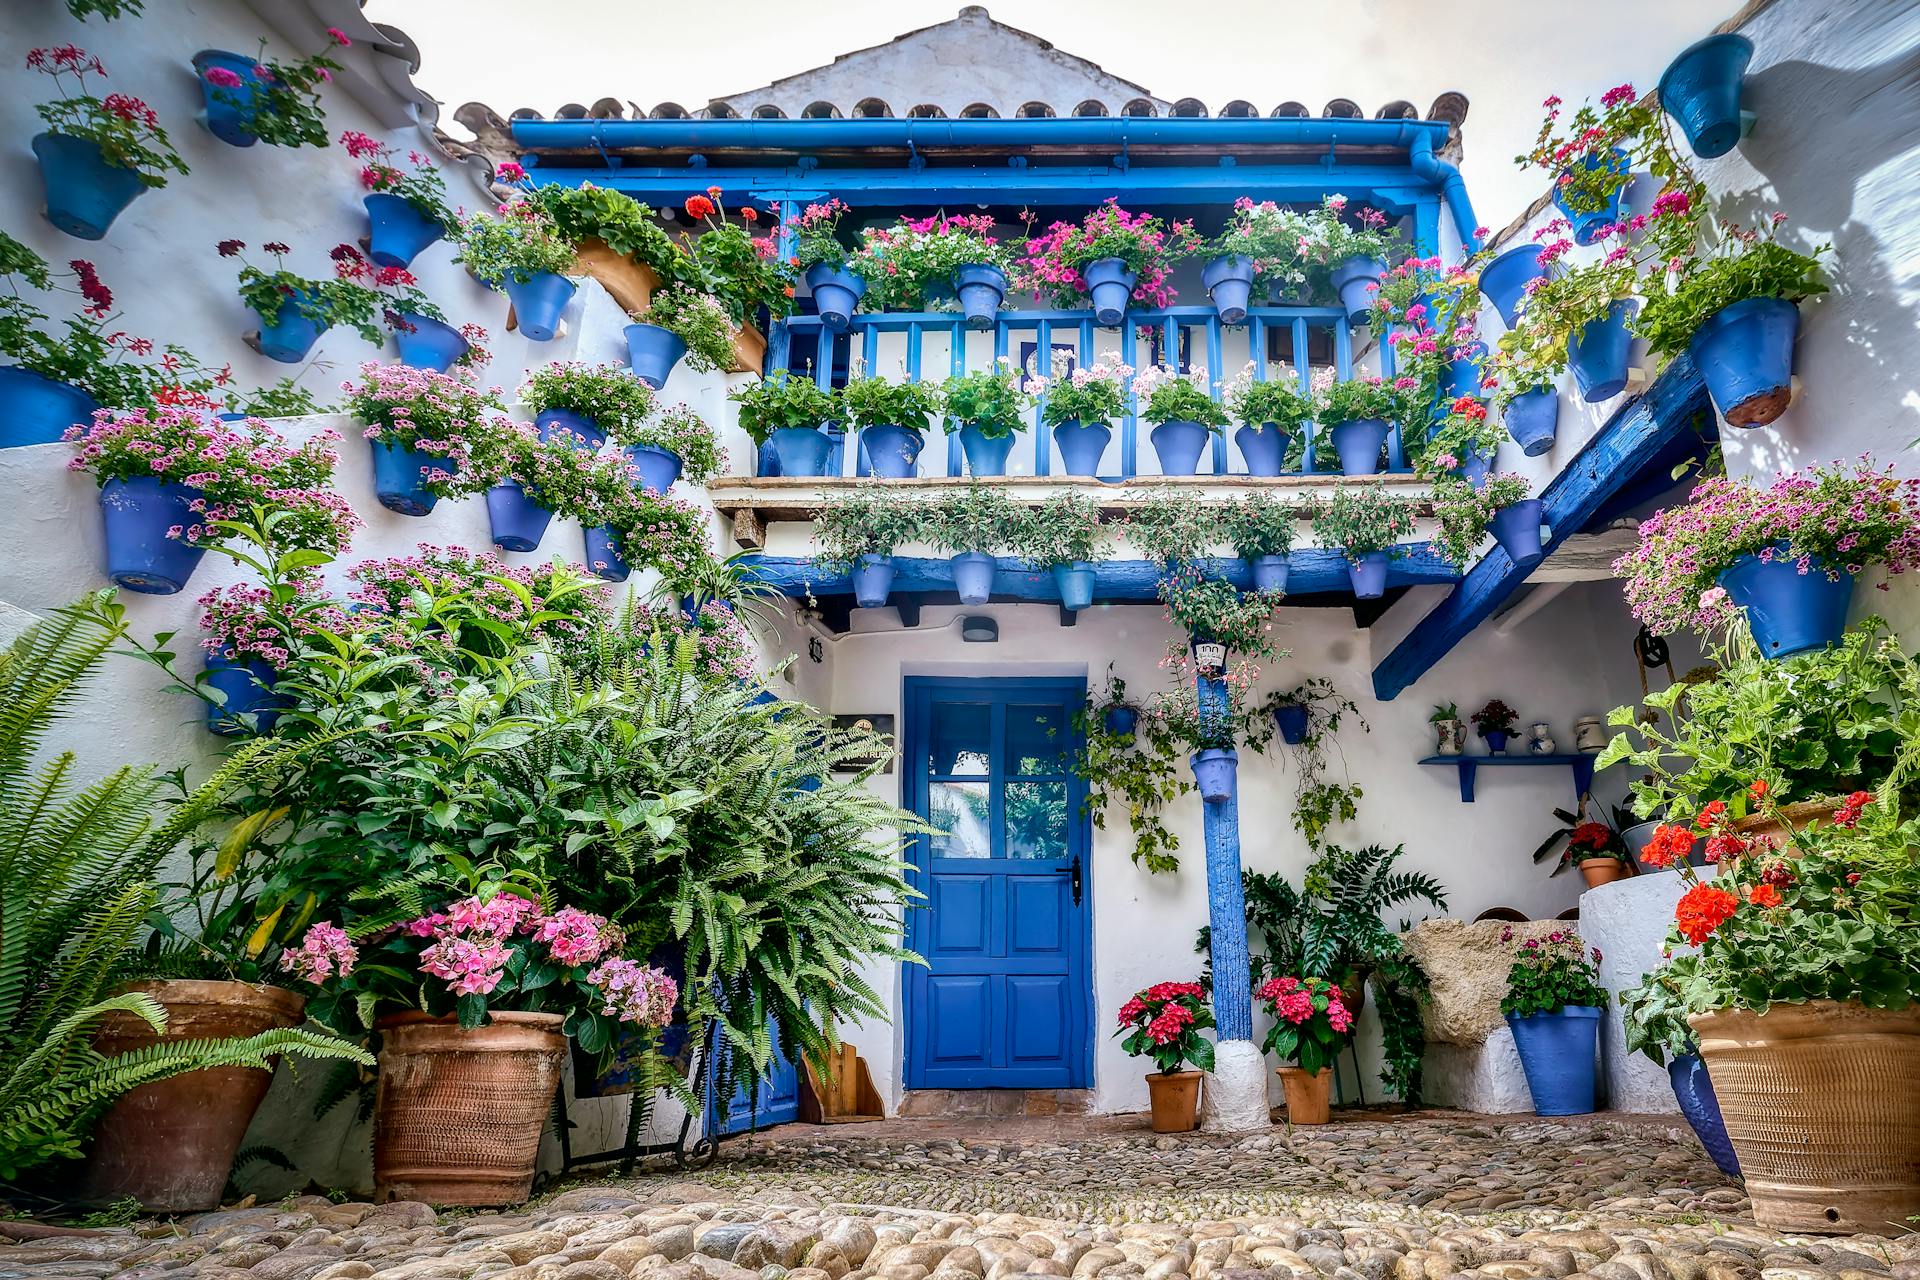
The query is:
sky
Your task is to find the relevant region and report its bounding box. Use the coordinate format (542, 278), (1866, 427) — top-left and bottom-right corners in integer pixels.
(368, 0), (1737, 227)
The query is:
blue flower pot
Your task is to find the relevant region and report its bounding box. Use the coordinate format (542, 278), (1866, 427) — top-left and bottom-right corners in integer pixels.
(1236, 424), (1288, 477)
(1478, 244), (1549, 329)
(1485, 730), (1510, 754)
(391, 312), (468, 373)
(1202, 255), (1256, 325)
(1554, 149), (1631, 245)
(370, 440), (454, 516)
(770, 426), (834, 477)
(0, 366), (99, 448)
(1659, 34), (1754, 159)
(951, 551), (996, 605)
(253, 290), (327, 364)
(1504, 388), (1560, 456)
(205, 653), (285, 735)
(627, 443), (683, 492)
(1328, 254), (1386, 325)
(504, 271), (577, 342)
(624, 322), (688, 390)
(583, 526), (629, 582)
(1053, 419), (1111, 476)
(1053, 561), (1095, 611)
(958, 424), (1017, 476)
(1331, 418), (1390, 476)
(363, 193), (444, 269)
(1668, 1052), (1741, 1177)
(1346, 549), (1389, 599)
(1190, 748), (1238, 804)
(535, 407), (605, 450)
(486, 481), (553, 553)
(1457, 444), (1493, 489)
(32, 132), (148, 241)
(100, 478), (205, 594)
(1246, 554), (1289, 594)
(1444, 346), (1487, 400)
(1689, 296), (1799, 427)
(1506, 1006), (1601, 1116)
(1490, 498), (1545, 567)
(953, 263), (1008, 329)
(1150, 419), (1212, 476)
(1104, 706), (1138, 736)
(1568, 300), (1638, 402)
(1718, 542), (1853, 658)
(1082, 257), (1137, 327)
(1273, 702), (1309, 745)
(805, 264), (867, 332)
(193, 50), (268, 147)
(852, 554), (895, 608)
(863, 424), (924, 478)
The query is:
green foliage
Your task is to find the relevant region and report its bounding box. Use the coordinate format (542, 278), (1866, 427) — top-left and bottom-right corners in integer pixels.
(1224, 365), (1316, 431)
(1135, 367), (1228, 429)
(1157, 569), (1281, 658)
(230, 378), (329, 418)
(1035, 352), (1133, 428)
(728, 374), (836, 446)
(1015, 493), (1108, 568)
(208, 38), (345, 150)
(1308, 485), (1418, 556)
(531, 185), (698, 290)
(1219, 493), (1297, 559)
(455, 199), (579, 286)
(1256, 975), (1351, 1074)
(928, 484), (1020, 554)
(1501, 930), (1606, 1017)
(1637, 231), (1827, 358)
(1618, 966), (1697, 1066)
(814, 486), (926, 570)
(519, 361), (655, 441)
(1316, 376), (1422, 430)
(67, 0), (143, 16)
(1114, 982), (1215, 1074)
(941, 365), (1032, 438)
(636, 287), (736, 375)
(632, 404), (723, 485)
(1203, 201), (1316, 302)
(839, 373), (943, 434)
(1074, 670), (1189, 875)
(1125, 488), (1218, 565)
(229, 244), (384, 346)
(1247, 678), (1367, 850)
(31, 50), (188, 186)
(1430, 472), (1532, 568)
(850, 214), (1013, 311)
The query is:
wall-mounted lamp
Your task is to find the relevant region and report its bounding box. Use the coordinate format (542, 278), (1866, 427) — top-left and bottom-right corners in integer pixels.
(960, 616), (998, 643)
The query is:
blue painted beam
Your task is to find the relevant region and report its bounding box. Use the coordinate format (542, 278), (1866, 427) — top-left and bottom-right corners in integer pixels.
(740, 550), (1460, 603)
(1370, 356), (1711, 701)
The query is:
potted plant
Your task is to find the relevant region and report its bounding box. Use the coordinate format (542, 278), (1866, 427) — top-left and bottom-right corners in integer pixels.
(190, 578), (309, 735)
(1431, 473), (1543, 569)
(620, 402), (722, 493)
(1091, 668), (1141, 739)
(456, 197), (580, 341)
(1520, 86), (1658, 245)
(791, 197), (866, 329)
(851, 213), (1013, 324)
(573, 461), (707, 583)
(1308, 484), (1418, 599)
(1257, 975), (1355, 1125)
(518, 360), (649, 452)
(841, 371), (943, 479)
(1477, 243), (1549, 331)
(1223, 362), (1317, 476)
(626, 286), (736, 390)
(1658, 34), (1755, 159)
(1532, 805), (1637, 888)
(1471, 698), (1519, 754)
(941, 363), (1032, 477)
(1114, 981), (1216, 1133)
(1429, 702), (1465, 756)
(816, 486), (925, 608)
(338, 129), (455, 267)
(1617, 971), (1741, 1177)
(390, 310), (484, 375)
(1135, 364), (1229, 476)
(1034, 349), (1133, 476)
(1485, 222), (1638, 415)
(1125, 486), (1217, 568)
(193, 31), (347, 149)
(1219, 492), (1296, 593)
(930, 483), (1017, 605)
(1015, 492), (1107, 611)
(29, 45), (188, 239)
(1016, 199), (1201, 326)
(728, 373), (839, 477)
(1499, 928), (1606, 1115)
(222, 239), (384, 363)
(1303, 195), (1403, 325)
(343, 360), (504, 516)
(1417, 394), (1504, 485)
(1315, 376), (1420, 477)
(1615, 461), (1920, 658)
(1201, 199), (1316, 323)
(678, 187), (796, 355)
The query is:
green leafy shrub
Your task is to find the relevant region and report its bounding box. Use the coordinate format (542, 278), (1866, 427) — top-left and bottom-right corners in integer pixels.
(942, 365), (1032, 438)
(728, 374), (836, 445)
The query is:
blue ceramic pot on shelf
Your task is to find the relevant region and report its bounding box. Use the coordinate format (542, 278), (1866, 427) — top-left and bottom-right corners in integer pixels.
(1658, 34), (1755, 159)
(627, 444), (683, 493)
(1717, 542), (1853, 658)
(1507, 1006), (1601, 1116)
(364, 194), (445, 268)
(862, 424), (923, 478)
(951, 551), (996, 605)
(1150, 419), (1211, 475)
(769, 426), (834, 477)
(0, 367), (99, 448)
(192, 50), (269, 147)
(952, 264), (1008, 329)
(1236, 424), (1287, 477)
(1082, 257), (1137, 327)
(486, 482), (553, 553)
(623, 322), (688, 390)
(1484, 730), (1510, 754)
(504, 271), (577, 342)
(805, 265), (867, 332)
(1568, 300), (1638, 402)
(33, 132), (148, 240)
(1201, 255), (1256, 325)
(1689, 297), (1799, 427)
(852, 554), (895, 609)
(99, 478), (205, 594)
(1053, 419), (1110, 476)
(1331, 419), (1390, 476)
(1190, 748), (1238, 803)
(391, 313), (469, 373)
(370, 440), (454, 516)
(1053, 561), (1095, 611)
(958, 424), (1016, 476)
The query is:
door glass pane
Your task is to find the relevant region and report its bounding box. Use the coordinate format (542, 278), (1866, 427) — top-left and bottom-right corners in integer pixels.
(1008, 704), (1072, 775)
(928, 701), (990, 777)
(1005, 782), (1069, 858)
(930, 781), (992, 857)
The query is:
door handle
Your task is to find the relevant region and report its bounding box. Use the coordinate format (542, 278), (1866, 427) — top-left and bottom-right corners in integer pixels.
(1070, 855), (1083, 906)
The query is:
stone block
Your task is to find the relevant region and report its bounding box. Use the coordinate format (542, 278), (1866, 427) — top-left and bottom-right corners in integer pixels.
(1421, 1026), (1535, 1114)
(1403, 919), (1575, 1046)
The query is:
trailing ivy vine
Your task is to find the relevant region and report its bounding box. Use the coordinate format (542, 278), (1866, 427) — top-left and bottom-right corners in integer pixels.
(1249, 677), (1369, 850)
(1073, 668), (1189, 874)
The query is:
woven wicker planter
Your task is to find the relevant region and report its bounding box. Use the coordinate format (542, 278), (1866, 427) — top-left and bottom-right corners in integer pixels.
(1690, 1001), (1920, 1233)
(374, 1011), (565, 1206)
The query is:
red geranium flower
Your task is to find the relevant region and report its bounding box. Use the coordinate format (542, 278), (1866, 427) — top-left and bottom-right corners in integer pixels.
(1675, 884), (1739, 946)
(1640, 824), (1695, 868)
(1747, 883), (1782, 908)
(684, 194), (715, 220)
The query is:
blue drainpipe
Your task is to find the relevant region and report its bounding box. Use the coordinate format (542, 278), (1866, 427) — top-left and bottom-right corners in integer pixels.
(1408, 129), (1482, 254)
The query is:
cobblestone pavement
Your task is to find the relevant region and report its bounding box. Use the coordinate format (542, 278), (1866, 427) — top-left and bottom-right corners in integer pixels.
(5, 1114), (1915, 1280)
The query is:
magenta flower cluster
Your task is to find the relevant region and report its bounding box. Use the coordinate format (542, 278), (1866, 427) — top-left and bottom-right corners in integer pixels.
(279, 922), (358, 983)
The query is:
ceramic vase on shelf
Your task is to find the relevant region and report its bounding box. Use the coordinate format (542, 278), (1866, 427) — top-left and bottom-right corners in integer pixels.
(1573, 716), (1607, 753)
(1434, 718), (1465, 756)
(1528, 723), (1555, 755)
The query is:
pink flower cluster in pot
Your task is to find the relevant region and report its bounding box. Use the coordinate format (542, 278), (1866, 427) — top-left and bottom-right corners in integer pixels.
(1256, 975), (1354, 1074)
(1114, 979), (1217, 1074)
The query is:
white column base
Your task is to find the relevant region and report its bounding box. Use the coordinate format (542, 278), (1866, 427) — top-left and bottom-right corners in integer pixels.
(1199, 1039), (1270, 1133)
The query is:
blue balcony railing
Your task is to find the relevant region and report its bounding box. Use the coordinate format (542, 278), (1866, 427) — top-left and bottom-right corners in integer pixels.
(765, 304), (1410, 482)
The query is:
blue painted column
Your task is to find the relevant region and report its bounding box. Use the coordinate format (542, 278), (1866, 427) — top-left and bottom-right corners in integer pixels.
(1197, 667), (1253, 1042)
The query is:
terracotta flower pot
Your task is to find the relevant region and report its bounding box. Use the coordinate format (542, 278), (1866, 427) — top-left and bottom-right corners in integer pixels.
(82, 980), (307, 1212)
(1732, 798), (1838, 853)
(374, 1011), (566, 1206)
(1577, 857), (1634, 888)
(1690, 1001), (1920, 1233)
(1145, 1069), (1202, 1133)
(1276, 1065), (1333, 1125)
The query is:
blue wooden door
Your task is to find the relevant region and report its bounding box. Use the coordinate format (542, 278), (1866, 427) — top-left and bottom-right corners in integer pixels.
(711, 1030), (801, 1134)
(904, 677), (1091, 1089)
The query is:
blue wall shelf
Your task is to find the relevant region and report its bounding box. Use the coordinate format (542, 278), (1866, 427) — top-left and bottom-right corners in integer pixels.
(1420, 753), (1597, 803)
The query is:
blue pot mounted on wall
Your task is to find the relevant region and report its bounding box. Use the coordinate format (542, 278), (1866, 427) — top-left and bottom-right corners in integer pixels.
(0, 367), (100, 448)
(805, 264), (867, 332)
(1082, 257), (1137, 327)
(33, 132), (149, 241)
(1490, 498), (1545, 567)
(852, 554), (895, 608)
(1478, 244), (1548, 329)
(1689, 297), (1798, 427)
(505, 271), (576, 342)
(624, 322), (688, 390)
(253, 291), (327, 364)
(951, 551), (996, 605)
(1668, 1052), (1741, 1177)
(1568, 300), (1638, 402)
(1247, 554), (1289, 594)
(370, 440), (453, 516)
(1346, 549), (1389, 599)
(1053, 561), (1095, 611)
(583, 526), (630, 582)
(1331, 418), (1390, 476)
(769, 426), (834, 477)
(1236, 424), (1288, 477)
(1328, 254), (1385, 325)
(1457, 445), (1493, 489)
(1443, 347), (1486, 400)
(363, 193), (445, 268)
(1506, 1006), (1601, 1116)
(1659, 34), (1754, 159)
(1053, 419), (1110, 476)
(193, 50), (268, 147)
(535, 407), (605, 450)
(1104, 706), (1138, 736)
(486, 482), (553, 553)
(1190, 748), (1238, 804)
(952, 263), (1008, 329)
(1273, 701), (1309, 745)
(1201, 255), (1256, 325)
(1554, 149), (1631, 245)
(204, 653), (285, 735)
(627, 444), (683, 492)
(1504, 388), (1560, 457)
(958, 424), (1016, 476)
(1718, 543), (1853, 658)
(391, 312), (469, 373)
(100, 478), (205, 594)
(1150, 419), (1211, 475)
(862, 424), (924, 478)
